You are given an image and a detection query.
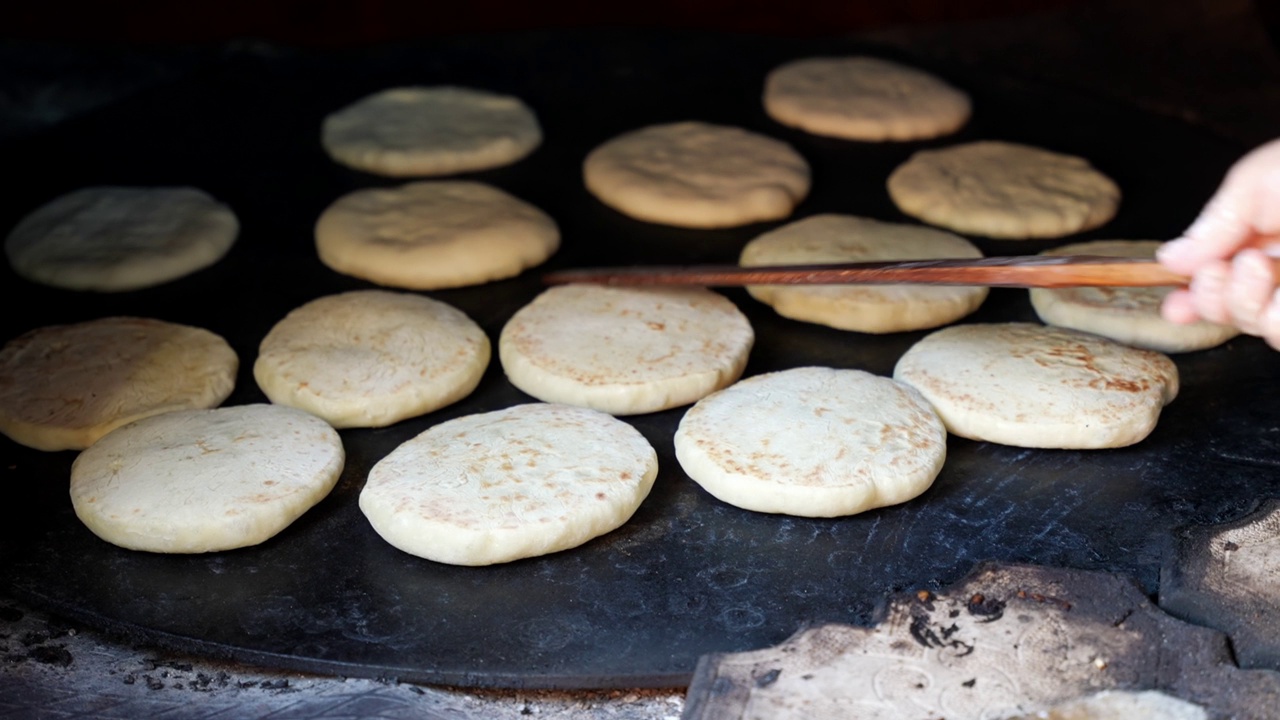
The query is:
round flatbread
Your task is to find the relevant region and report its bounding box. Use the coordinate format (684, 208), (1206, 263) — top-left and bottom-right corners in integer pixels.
(254, 290), (491, 428)
(674, 367), (946, 517)
(1029, 240), (1239, 353)
(893, 322), (1179, 449)
(763, 56), (971, 141)
(314, 180), (559, 290)
(320, 86), (542, 176)
(0, 317), (238, 451)
(582, 121), (811, 228)
(70, 404), (344, 553)
(5, 186), (238, 292)
(740, 214), (988, 333)
(886, 141), (1121, 239)
(499, 284), (754, 415)
(359, 403), (657, 566)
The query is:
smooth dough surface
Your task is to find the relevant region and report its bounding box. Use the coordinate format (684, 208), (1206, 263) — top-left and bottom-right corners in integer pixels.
(582, 121), (811, 228)
(886, 141), (1120, 239)
(0, 317), (238, 451)
(5, 186), (238, 292)
(254, 290), (491, 428)
(321, 86), (542, 176)
(359, 403), (658, 566)
(1029, 240), (1239, 353)
(499, 284), (754, 415)
(740, 214), (988, 333)
(893, 323), (1179, 449)
(70, 404), (344, 553)
(674, 367), (946, 517)
(314, 180), (559, 289)
(763, 56), (971, 141)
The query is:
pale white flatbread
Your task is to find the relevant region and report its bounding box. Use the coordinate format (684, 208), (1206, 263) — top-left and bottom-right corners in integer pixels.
(253, 290), (490, 428)
(359, 403), (657, 566)
(740, 214), (988, 333)
(1004, 689), (1207, 720)
(0, 317), (238, 452)
(70, 404), (344, 553)
(674, 366), (946, 517)
(498, 284), (754, 415)
(314, 180), (559, 290)
(5, 186), (238, 292)
(893, 323), (1179, 449)
(582, 121), (811, 228)
(1029, 240), (1239, 353)
(886, 141), (1121, 239)
(763, 56), (971, 141)
(320, 86), (542, 176)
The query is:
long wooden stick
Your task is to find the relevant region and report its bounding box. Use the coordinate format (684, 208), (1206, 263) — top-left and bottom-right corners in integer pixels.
(543, 255), (1224, 289)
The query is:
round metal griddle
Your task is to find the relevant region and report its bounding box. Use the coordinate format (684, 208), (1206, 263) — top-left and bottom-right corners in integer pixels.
(1, 29), (1277, 689)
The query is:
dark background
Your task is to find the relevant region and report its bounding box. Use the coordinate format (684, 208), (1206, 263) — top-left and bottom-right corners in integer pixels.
(10, 0), (1095, 45)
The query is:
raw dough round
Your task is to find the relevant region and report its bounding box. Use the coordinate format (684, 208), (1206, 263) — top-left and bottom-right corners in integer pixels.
(763, 56), (971, 141)
(70, 404), (344, 553)
(0, 317), (238, 451)
(5, 186), (238, 292)
(886, 141), (1121, 239)
(320, 86), (542, 176)
(359, 403), (658, 566)
(1029, 240), (1239, 353)
(740, 213), (988, 333)
(314, 180), (560, 290)
(254, 290), (491, 428)
(499, 284), (754, 415)
(893, 322), (1179, 449)
(674, 366), (946, 517)
(582, 121), (811, 228)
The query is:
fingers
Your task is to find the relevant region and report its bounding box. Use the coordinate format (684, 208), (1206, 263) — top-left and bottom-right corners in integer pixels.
(1158, 138), (1280, 274)
(1164, 249), (1280, 350)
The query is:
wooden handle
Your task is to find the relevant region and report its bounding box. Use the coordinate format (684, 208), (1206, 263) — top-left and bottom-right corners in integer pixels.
(543, 255), (1211, 289)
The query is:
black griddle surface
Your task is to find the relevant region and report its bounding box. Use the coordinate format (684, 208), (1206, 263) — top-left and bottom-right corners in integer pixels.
(1, 29), (1277, 689)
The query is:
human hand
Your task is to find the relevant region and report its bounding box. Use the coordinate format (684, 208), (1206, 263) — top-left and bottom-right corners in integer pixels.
(1158, 138), (1280, 349)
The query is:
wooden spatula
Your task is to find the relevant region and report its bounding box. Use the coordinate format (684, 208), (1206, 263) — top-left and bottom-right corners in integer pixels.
(543, 255), (1231, 289)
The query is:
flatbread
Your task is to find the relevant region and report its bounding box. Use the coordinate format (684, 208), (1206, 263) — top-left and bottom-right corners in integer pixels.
(1029, 240), (1239, 353)
(886, 141), (1121, 239)
(320, 86), (542, 176)
(673, 366), (946, 517)
(5, 186), (238, 292)
(498, 284), (754, 415)
(253, 290), (490, 428)
(740, 213), (988, 333)
(70, 404), (344, 553)
(893, 322), (1179, 449)
(359, 403), (657, 566)
(763, 56), (971, 141)
(582, 121), (811, 228)
(0, 317), (238, 451)
(314, 180), (559, 290)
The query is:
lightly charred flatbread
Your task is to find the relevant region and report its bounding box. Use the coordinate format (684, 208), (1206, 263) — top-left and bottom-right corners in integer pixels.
(253, 290), (490, 428)
(582, 121), (811, 228)
(359, 403), (657, 566)
(499, 284), (754, 415)
(320, 86), (542, 176)
(763, 56), (971, 141)
(0, 317), (238, 451)
(70, 404), (344, 553)
(674, 366), (946, 517)
(1029, 240), (1239, 353)
(740, 213), (988, 333)
(893, 322), (1178, 449)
